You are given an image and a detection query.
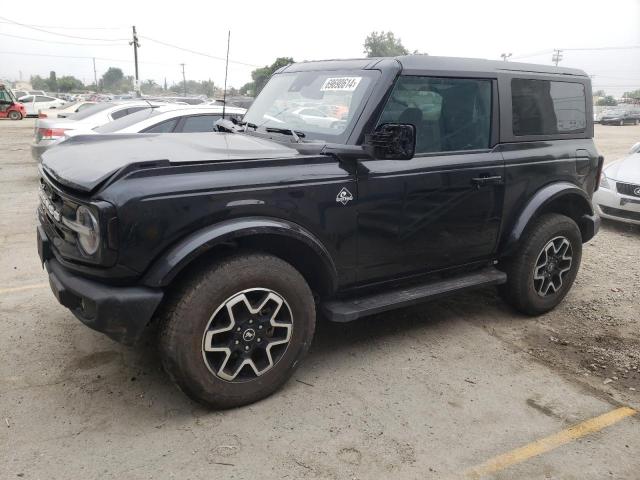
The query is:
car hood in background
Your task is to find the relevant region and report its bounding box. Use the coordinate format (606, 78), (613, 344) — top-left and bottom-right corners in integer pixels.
(41, 132), (301, 193)
(605, 153), (640, 184)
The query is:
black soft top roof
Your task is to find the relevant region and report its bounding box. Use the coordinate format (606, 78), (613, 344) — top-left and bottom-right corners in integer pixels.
(280, 55), (588, 77)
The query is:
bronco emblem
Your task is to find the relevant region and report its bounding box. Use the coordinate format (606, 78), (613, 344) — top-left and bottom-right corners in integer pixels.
(336, 187), (353, 205)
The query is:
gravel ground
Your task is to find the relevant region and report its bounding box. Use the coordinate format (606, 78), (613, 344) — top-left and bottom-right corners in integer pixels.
(1, 119), (639, 479)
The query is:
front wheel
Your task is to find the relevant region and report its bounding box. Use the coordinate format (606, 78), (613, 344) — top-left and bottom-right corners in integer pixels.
(159, 252), (316, 409)
(8, 110), (22, 120)
(619, 119), (624, 126)
(499, 214), (582, 315)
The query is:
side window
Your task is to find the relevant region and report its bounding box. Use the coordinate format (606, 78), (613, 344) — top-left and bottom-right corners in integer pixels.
(0, 90), (11, 102)
(377, 76), (492, 154)
(126, 106), (147, 115)
(511, 79), (586, 136)
(110, 108), (129, 120)
(21, 96), (34, 102)
(144, 118), (179, 133)
(35, 96), (51, 102)
(180, 115), (219, 133)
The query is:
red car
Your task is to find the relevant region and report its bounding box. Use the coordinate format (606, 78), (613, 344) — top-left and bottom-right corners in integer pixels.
(0, 84), (26, 120)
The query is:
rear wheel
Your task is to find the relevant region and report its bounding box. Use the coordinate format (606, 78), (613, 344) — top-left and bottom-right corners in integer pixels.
(8, 110), (22, 120)
(159, 252), (316, 408)
(499, 214), (582, 315)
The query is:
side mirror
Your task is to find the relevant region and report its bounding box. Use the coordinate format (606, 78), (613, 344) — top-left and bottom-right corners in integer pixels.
(364, 123), (416, 160)
(630, 142), (640, 155)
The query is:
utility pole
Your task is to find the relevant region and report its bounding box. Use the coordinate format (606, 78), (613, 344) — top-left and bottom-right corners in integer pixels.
(180, 63), (187, 97)
(552, 49), (563, 66)
(130, 26), (140, 97)
(92, 57), (98, 91)
(500, 53), (512, 62)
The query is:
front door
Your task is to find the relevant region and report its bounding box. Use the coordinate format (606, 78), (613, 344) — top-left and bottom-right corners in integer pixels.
(356, 75), (504, 283)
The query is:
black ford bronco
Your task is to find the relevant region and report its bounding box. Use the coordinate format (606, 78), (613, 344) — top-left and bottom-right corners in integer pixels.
(37, 56), (602, 408)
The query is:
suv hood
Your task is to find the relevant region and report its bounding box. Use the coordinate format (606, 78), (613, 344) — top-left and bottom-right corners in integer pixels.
(41, 132), (300, 193)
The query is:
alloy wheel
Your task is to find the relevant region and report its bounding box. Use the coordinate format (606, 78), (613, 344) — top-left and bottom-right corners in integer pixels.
(533, 236), (573, 297)
(201, 288), (293, 382)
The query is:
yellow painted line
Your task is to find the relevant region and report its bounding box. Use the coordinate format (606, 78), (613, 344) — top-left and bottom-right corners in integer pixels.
(0, 283), (48, 295)
(464, 407), (636, 479)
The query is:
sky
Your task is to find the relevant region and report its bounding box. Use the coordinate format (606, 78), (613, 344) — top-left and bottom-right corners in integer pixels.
(1, 0), (639, 96)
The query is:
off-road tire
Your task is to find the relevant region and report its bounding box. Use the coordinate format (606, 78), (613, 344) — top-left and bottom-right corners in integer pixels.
(499, 214), (582, 315)
(159, 252), (316, 409)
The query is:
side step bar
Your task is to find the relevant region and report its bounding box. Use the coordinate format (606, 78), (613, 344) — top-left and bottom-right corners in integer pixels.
(322, 267), (507, 322)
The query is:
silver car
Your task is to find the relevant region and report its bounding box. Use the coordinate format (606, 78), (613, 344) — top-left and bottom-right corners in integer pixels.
(593, 142), (640, 225)
(31, 101), (165, 161)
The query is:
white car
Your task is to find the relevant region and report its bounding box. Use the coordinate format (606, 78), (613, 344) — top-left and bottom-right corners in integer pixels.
(291, 107), (341, 128)
(594, 142), (640, 225)
(31, 101), (166, 161)
(38, 101), (97, 119)
(18, 94), (66, 116)
(73, 104), (246, 136)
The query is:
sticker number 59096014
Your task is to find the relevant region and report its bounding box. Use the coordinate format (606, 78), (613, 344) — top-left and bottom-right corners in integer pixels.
(320, 77), (362, 92)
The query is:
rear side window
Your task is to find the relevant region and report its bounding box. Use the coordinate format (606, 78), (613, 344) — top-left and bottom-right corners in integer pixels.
(377, 76), (492, 154)
(511, 79), (586, 136)
(179, 115), (219, 133)
(111, 107), (130, 120)
(144, 118), (179, 133)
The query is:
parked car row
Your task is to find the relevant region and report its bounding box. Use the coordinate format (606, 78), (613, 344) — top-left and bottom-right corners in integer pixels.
(599, 109), (640, 126)
(31, 101), (246, 161)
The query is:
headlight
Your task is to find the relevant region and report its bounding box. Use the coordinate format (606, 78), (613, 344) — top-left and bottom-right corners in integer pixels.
(75, 205), (100, 255)
(599, 172), (611, 190)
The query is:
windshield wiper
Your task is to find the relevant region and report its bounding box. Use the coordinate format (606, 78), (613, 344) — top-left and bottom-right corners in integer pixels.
(237, 120), (258, 131)
(265, 127), (305, 142)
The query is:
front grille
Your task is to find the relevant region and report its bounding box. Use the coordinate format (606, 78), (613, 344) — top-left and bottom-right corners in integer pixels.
(616, 182), (640, 197)
(599, 205), (640, 222)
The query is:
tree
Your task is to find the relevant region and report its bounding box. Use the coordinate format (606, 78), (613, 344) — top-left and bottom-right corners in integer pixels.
(57, 76), (84, 92)
(242, 57), (295, 96)
(101, 67), (124, 92)
(141, 79), (163, 95)
(30, 75), (48, 91)
(363, 31), (409, 57)
(596, 95), (617, 106)
(47, 71), (58, 92)
(593, 89), (606, 97)
(622, 89), (640, 100)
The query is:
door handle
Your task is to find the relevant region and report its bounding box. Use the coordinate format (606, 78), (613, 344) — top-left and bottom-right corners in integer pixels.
(471, 175), (503, 187)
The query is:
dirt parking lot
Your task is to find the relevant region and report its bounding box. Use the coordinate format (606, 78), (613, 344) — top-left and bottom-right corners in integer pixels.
(1, 120), (639, 479)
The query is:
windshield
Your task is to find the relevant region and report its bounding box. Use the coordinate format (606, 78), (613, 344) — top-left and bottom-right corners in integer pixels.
(243, 70), (379, 142)
(94, 107), (157, 133)
(67, 102), (114, 120)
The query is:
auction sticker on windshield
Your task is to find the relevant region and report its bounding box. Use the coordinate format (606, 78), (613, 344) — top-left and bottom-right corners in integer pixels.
(321, 77), (362, 92)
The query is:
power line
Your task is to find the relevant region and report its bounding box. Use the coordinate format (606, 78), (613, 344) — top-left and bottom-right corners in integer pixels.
(0, 20), (127, 30)
(0, 15), (129, 41)
(0, 31), (126, 47)
(0, 50), (172, 65)
(513, 45), (640, 60)
(140, 35), (259, 67)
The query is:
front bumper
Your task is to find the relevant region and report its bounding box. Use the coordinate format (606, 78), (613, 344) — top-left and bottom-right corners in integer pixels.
(593, 186), (640, 225)
(38, 225), (164, 345)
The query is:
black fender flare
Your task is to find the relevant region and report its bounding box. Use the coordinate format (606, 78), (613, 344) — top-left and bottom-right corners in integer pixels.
(142, 216), (338, 290)
(502, 182), (596, 255)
